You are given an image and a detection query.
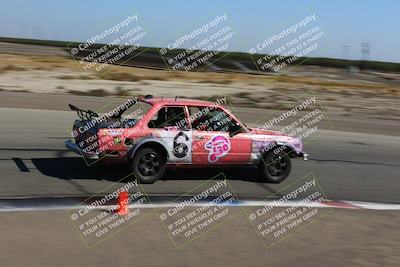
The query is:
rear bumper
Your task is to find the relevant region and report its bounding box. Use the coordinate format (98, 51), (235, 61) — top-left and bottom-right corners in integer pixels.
(65, 140), (99, 160)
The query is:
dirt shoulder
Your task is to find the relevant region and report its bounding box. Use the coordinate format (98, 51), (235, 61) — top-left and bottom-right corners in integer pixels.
(0, 53), (399, 120)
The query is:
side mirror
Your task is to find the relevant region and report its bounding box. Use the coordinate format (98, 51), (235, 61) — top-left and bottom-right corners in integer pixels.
(229, 129), (241, 138)
(229, 123), (244, 137)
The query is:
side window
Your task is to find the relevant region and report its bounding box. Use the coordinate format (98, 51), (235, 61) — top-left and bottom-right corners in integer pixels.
(148, 106), (188, 129)
(189, 106), (240, 132)
(188, 106), (209, 131)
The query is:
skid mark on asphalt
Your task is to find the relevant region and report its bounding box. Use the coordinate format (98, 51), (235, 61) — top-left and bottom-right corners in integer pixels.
(347, 141), (370, 146)
(12, 158), (30, 172)
(0, 147), (68, 152)
(310, 158), (400, 167)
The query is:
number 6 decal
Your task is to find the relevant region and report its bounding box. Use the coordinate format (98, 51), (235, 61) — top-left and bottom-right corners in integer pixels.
(173, 132), (189, 158)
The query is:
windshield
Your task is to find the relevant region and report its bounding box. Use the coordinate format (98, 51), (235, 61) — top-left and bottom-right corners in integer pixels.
(188, 106), (245, 133)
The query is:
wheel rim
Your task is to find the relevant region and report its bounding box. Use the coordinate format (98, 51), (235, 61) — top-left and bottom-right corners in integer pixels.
(138, 152), (160, 177)
(267, 154), (288, 176)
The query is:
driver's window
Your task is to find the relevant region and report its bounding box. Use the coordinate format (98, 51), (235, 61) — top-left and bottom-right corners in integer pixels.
(148, 106), (188, 129)
(189, 106), (240, 132)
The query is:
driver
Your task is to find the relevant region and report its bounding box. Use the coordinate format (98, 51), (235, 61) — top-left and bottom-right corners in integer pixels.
(165, 107), (183, 126)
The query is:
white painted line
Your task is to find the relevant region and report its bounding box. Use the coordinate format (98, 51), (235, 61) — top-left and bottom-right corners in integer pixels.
(1, 199), (400, 212)
(344, 201), (400, 210)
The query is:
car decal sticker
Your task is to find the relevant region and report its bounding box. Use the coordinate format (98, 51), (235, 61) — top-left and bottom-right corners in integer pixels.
(158, 130), (192, 163)
(205, 135), (231, 162)
(173, 132), (189, 158)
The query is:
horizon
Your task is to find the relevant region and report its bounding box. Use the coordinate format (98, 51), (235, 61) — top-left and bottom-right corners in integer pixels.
(1, 35), (398, 65)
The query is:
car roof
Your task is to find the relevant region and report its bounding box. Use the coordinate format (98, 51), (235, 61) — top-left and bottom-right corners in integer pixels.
(140, 97), (219, 107)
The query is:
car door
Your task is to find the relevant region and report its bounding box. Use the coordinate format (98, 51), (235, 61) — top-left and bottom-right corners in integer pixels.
(148, 105), (192, 164)
(189, 106), (252, 164)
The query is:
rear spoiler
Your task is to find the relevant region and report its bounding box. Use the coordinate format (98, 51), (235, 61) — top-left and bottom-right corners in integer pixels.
(68, 104), (98, 120)
(68, 96), (148, 120)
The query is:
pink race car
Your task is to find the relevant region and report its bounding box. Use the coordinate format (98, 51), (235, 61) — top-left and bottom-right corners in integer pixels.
(66, 95), (308, 183)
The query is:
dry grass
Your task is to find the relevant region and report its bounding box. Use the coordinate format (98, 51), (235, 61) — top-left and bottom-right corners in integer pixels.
(0, 54), (77, 71)
(0, 53), (398, 96)
(67, 89), (112, 97)
(0, 64), (26, 73)
(66, 87), (133, 97)
(56, 75), (94, 80)
(98, 72), (141, 82)
(273, 74), (392, 90)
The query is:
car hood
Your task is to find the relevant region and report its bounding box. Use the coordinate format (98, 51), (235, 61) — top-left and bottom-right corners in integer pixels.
(248, 127), (288, 136)
(247, 127), (303, 153)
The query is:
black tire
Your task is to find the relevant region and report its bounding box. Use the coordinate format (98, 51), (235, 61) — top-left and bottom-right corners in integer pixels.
(131, 147), (166, 184)
(259, 150), (291, 183)
(87, 158), (102, 166)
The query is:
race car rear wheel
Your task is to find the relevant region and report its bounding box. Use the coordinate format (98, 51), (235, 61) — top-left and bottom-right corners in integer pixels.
(132, 147), (166, 184)
(259, 150), (291, 183)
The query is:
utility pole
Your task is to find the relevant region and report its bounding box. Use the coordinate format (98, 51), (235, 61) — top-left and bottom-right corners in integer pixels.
(361, 42), (370, 61)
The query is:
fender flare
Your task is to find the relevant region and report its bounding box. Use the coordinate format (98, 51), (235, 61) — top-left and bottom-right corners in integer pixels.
(275, 141), (296, 156)
(259, 141), (295, 156)
(127, 138), (169, 160)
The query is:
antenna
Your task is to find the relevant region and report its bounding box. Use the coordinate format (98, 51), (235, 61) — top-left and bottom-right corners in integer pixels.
(175, 96), (178, 101)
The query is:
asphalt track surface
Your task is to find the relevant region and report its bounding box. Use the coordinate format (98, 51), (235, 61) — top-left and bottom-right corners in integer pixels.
(1, 209), (399, 266)
(0, 91), (399, 203)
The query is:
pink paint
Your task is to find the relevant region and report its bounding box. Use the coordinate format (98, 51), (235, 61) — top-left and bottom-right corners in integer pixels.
(205, 135), (231, 162)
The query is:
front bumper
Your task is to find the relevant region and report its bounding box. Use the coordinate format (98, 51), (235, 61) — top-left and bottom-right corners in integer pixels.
(65, 140), (99, 160)
(298, 152), (309, 161)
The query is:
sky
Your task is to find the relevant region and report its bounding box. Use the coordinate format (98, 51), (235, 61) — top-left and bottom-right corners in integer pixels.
(0, 0), (399, 62)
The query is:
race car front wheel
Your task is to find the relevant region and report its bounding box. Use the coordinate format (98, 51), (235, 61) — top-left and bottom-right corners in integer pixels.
(131, 147), (166, 184)
(259, 150), (291, 183)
